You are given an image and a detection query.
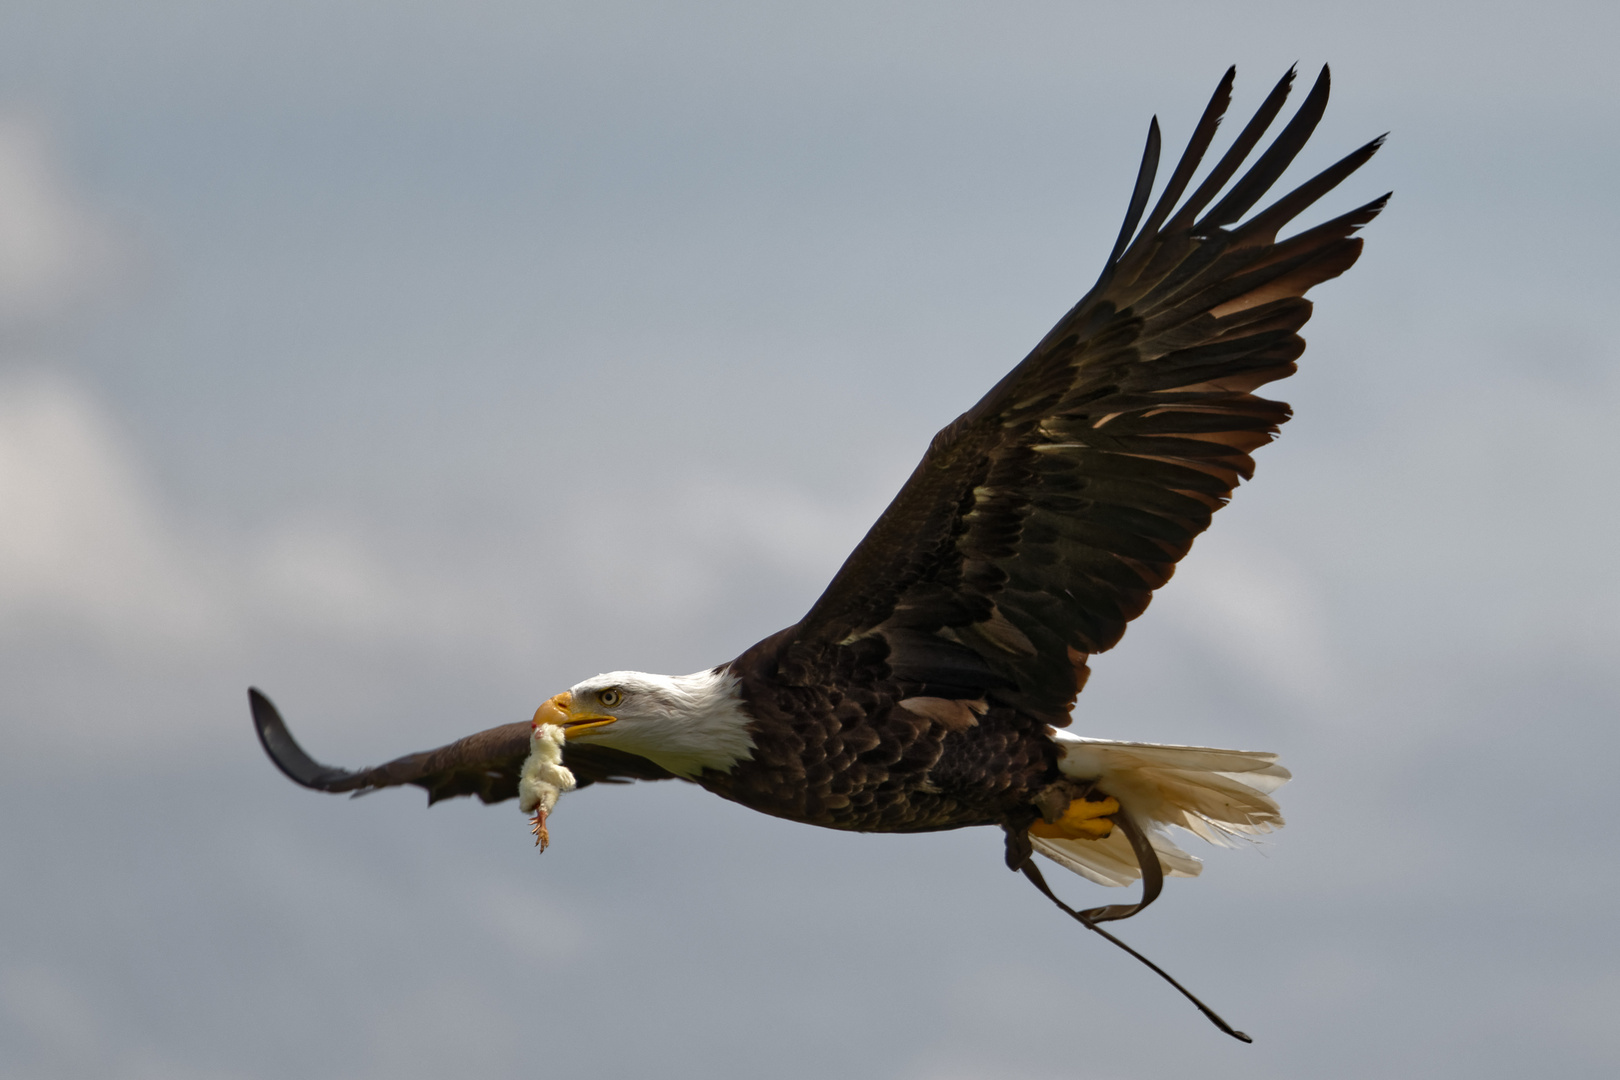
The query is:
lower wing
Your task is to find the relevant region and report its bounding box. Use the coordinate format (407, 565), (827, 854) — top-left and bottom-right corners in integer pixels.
(249, 688), (681, 806)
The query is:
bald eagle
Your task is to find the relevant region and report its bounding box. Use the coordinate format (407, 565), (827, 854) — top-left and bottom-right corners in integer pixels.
(252, 65), (1383, 1039)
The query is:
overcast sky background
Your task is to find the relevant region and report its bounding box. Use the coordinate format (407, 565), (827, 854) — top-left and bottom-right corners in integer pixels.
(1, 3), (1616, 1078)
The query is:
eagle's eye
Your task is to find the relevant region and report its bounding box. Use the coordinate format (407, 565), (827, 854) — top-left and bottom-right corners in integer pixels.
(598, 688), (623, 708)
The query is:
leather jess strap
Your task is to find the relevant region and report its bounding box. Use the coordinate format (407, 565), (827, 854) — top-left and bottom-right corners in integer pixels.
(1018, 809), (1253, 1044)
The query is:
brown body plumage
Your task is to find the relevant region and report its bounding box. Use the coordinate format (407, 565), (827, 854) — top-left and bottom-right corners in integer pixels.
(706, 627), (1060, 833)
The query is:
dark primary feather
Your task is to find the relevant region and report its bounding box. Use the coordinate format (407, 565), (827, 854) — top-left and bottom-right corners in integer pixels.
(249, 689), (679, 806)
(776, 65), (1386, 727)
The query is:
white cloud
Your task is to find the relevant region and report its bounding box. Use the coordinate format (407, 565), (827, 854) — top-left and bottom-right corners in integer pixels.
(0, 373), (220, 647)
(0, 372), (560, 752)
(0, 375), (542, 663)
(0, 115), (113, 329)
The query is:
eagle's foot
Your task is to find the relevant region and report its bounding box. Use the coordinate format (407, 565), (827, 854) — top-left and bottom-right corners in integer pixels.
(1029, 793), (1120, 840)
(530, 808), (551, 852)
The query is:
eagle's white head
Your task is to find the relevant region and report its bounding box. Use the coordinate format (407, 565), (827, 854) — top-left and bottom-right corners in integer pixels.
(533, 668), (755, 779)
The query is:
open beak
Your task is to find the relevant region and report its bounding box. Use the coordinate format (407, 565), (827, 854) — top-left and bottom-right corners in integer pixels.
(532, 691), (618, 737)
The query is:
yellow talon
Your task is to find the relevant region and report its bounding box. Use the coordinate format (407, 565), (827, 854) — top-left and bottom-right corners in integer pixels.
(1029, 795), (1119, 840)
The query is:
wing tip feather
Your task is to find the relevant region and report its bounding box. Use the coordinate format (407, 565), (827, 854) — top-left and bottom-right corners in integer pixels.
(248, 686), (358, 793)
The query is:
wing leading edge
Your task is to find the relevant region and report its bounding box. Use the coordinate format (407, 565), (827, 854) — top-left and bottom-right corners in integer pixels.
(249, 688), (680, 806)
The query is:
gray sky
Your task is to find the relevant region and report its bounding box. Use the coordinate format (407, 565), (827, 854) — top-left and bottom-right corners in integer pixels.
(1, 2), (1617, 1077)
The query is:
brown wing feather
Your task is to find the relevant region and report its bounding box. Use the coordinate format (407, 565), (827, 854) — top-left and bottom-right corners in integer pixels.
(776, 66), (1385, 724)
(249, 688), (680, 806)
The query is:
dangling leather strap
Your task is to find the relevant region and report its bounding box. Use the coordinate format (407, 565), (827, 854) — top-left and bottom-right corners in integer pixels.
(1077, 805), (1164, 923)
(1018, 810), (1253, 1044)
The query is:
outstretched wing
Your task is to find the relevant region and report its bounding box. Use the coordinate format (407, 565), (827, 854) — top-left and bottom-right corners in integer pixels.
(777, 66), (1386, 725)
(250, 688), (680, 805)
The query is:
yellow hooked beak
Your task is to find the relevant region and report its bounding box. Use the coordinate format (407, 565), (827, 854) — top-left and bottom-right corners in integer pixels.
(532, 691), (618, 737)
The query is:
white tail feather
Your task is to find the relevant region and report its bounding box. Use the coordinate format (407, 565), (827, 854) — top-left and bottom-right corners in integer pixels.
(1040, 730), (1290, 886)
(1033, 828), (1203, 887)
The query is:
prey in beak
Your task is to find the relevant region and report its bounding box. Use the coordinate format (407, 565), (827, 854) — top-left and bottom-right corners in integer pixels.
(520, 691), (607, 851)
